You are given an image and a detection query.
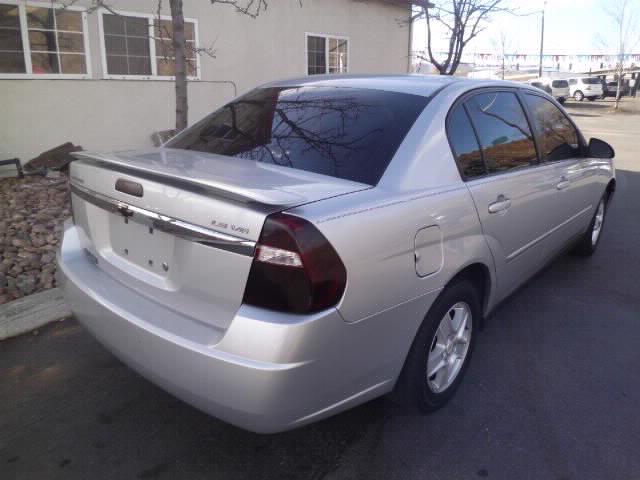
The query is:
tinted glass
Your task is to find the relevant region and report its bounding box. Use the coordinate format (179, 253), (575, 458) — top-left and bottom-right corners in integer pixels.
(552, 80), (568, 88)
(582, 78), (600, 85)
(465, 92), (537, 173)
(168, 86), (429, 185)
(524, 93), (579, 161)
(448, 104), (485, 178)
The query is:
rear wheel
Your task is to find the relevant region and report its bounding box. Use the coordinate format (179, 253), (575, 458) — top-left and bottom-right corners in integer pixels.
(574, 90), (584, 101)
(394, 279), (480, 412)
(574, 195), (607, 256)
(558, 97), (566, 104)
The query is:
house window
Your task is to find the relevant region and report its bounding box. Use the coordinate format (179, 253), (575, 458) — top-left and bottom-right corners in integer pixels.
(0, 2), (89, 77)
(306, 34), (348, 75)
(100, 10), (199, 79)
(154, 19), (197, 77)
(102, 14), (151, 75)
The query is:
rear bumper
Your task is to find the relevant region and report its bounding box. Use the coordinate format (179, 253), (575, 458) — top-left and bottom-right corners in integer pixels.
(57, 222), (422, 433)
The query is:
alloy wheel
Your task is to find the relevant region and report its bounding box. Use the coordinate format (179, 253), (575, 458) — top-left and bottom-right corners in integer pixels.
(592, 199), (605, 246)
(426, 302), (472, 393)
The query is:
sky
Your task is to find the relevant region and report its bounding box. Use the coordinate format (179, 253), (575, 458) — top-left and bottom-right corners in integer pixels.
(411, 0), (626, 57)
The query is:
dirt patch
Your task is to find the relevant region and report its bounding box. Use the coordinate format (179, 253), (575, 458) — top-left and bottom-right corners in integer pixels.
(0, 174), (70, 304)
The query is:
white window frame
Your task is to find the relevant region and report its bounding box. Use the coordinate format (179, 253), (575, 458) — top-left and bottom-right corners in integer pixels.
(304, 32), (350, 76)
(0, 0), (91, 79)
(98, 8), (201, 81)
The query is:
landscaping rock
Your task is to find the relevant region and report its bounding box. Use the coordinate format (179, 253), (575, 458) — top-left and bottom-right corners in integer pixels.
(0, 174), (70, 305)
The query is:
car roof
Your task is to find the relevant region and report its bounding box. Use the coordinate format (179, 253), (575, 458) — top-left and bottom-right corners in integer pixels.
(261, 74), (536, 98)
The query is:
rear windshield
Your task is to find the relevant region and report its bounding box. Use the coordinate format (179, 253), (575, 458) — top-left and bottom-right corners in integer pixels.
(581, 78), (600, 84)
(552, 80), (568, 88)
(167, 86), (430, 185)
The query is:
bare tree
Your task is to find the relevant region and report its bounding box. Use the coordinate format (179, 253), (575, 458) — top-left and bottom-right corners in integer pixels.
(64, 0), (300, 130)
(600, 0), (640, 109)
(170, 0), (289, 131)
(490, 29), (511, 80)
(415, 0), (514, 75)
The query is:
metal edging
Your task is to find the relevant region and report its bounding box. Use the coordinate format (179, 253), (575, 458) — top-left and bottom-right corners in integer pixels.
(70, 183), (256, 257)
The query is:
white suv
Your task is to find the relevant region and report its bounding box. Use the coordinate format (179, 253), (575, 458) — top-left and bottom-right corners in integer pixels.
(569, 77), (603, 101)
(528, 78), (570, 103)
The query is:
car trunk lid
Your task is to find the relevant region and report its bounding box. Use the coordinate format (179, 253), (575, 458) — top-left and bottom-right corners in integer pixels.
(69, 148), (369, 332)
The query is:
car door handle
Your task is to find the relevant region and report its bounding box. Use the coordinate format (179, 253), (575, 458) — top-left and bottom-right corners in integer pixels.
(488, 195), (512, 214)
(556, 178), (570, 190)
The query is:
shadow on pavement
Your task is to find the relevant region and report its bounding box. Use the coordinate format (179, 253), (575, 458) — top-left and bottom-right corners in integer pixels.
(1, 170), (639, 480)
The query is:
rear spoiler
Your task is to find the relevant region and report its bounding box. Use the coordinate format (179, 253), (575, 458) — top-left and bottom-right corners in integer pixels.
(72, 152), (301, 207)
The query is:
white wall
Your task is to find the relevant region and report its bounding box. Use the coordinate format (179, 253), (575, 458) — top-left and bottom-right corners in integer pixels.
(0, 0), (410, 167)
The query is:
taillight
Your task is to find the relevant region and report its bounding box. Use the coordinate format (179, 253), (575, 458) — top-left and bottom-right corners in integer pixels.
(242, 213), (347, 314)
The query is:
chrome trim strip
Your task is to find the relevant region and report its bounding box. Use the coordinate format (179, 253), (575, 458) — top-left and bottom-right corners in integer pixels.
(506, 205), (592, 261)
(70, 183), (256, 256)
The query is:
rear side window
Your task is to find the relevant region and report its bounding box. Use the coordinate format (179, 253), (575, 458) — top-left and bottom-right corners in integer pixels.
(582, 78), (600, 85)
(465, 91), (537, 173)
(552, 80), (568, 88)
(167, 86), (430, 185)
(523, 93), (580, 161)
(447, 104), (485, 178)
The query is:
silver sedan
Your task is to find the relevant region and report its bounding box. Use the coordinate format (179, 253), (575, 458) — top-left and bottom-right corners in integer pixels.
(58, 75), (615, 433)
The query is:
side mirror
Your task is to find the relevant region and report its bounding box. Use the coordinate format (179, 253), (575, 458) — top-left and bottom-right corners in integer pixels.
(588, 138), (615, 159)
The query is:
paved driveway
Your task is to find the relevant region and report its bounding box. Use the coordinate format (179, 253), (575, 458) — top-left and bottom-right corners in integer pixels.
(2, 103), (639, 480)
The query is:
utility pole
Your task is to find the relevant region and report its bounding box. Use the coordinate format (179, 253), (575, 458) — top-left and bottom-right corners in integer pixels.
(538, 0), (546, 78)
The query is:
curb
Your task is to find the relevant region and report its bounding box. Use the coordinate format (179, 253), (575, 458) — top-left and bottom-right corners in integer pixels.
(0, 287), (71, 340)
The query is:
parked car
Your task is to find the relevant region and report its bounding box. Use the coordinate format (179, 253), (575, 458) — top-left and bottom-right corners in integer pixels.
(604, 80), (629, 98)
(529, 78), (570, 103)
(529, 80), (551, 94)
(58, 76), (616, 433)
(568, 77), (604, 101)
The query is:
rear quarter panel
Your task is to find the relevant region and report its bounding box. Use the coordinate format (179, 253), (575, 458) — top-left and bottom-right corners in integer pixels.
(289, 185), (495, 324)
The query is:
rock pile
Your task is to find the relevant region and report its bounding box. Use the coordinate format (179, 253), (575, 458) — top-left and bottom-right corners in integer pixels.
(0, 174), (71, 304)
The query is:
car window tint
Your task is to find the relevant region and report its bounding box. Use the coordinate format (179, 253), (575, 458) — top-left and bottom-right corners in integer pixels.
(465, 92), (537, 173)
(167, 86), (429, 185)
(524, 93), (579, 161)
(448, 104), (486, 178)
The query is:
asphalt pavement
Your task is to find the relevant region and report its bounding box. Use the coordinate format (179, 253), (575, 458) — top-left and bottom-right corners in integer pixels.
(1, 99), (639, 480)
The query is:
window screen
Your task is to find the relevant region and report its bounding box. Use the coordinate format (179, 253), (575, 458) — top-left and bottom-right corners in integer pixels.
(0, 4), (25, 73)
(0, 4), (87, 75)
(307, 35), (326, 75)
(153, 19), (197, 76)
(103, 14), (151, 75)
(307, 35), (347, 75)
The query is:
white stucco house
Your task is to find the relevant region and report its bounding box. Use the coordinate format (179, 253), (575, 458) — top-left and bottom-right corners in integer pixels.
(0, 0), (423, 168)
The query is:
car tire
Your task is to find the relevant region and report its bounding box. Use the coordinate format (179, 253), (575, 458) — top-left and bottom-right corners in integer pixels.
(574, 194), (607, 256)
(393, 278), (480, 413)
(558, 97), (566, 104)
(574, 90), (584, 101)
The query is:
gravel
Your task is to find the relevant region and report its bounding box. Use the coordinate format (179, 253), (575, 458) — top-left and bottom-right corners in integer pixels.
(0, 174), (70, 304)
